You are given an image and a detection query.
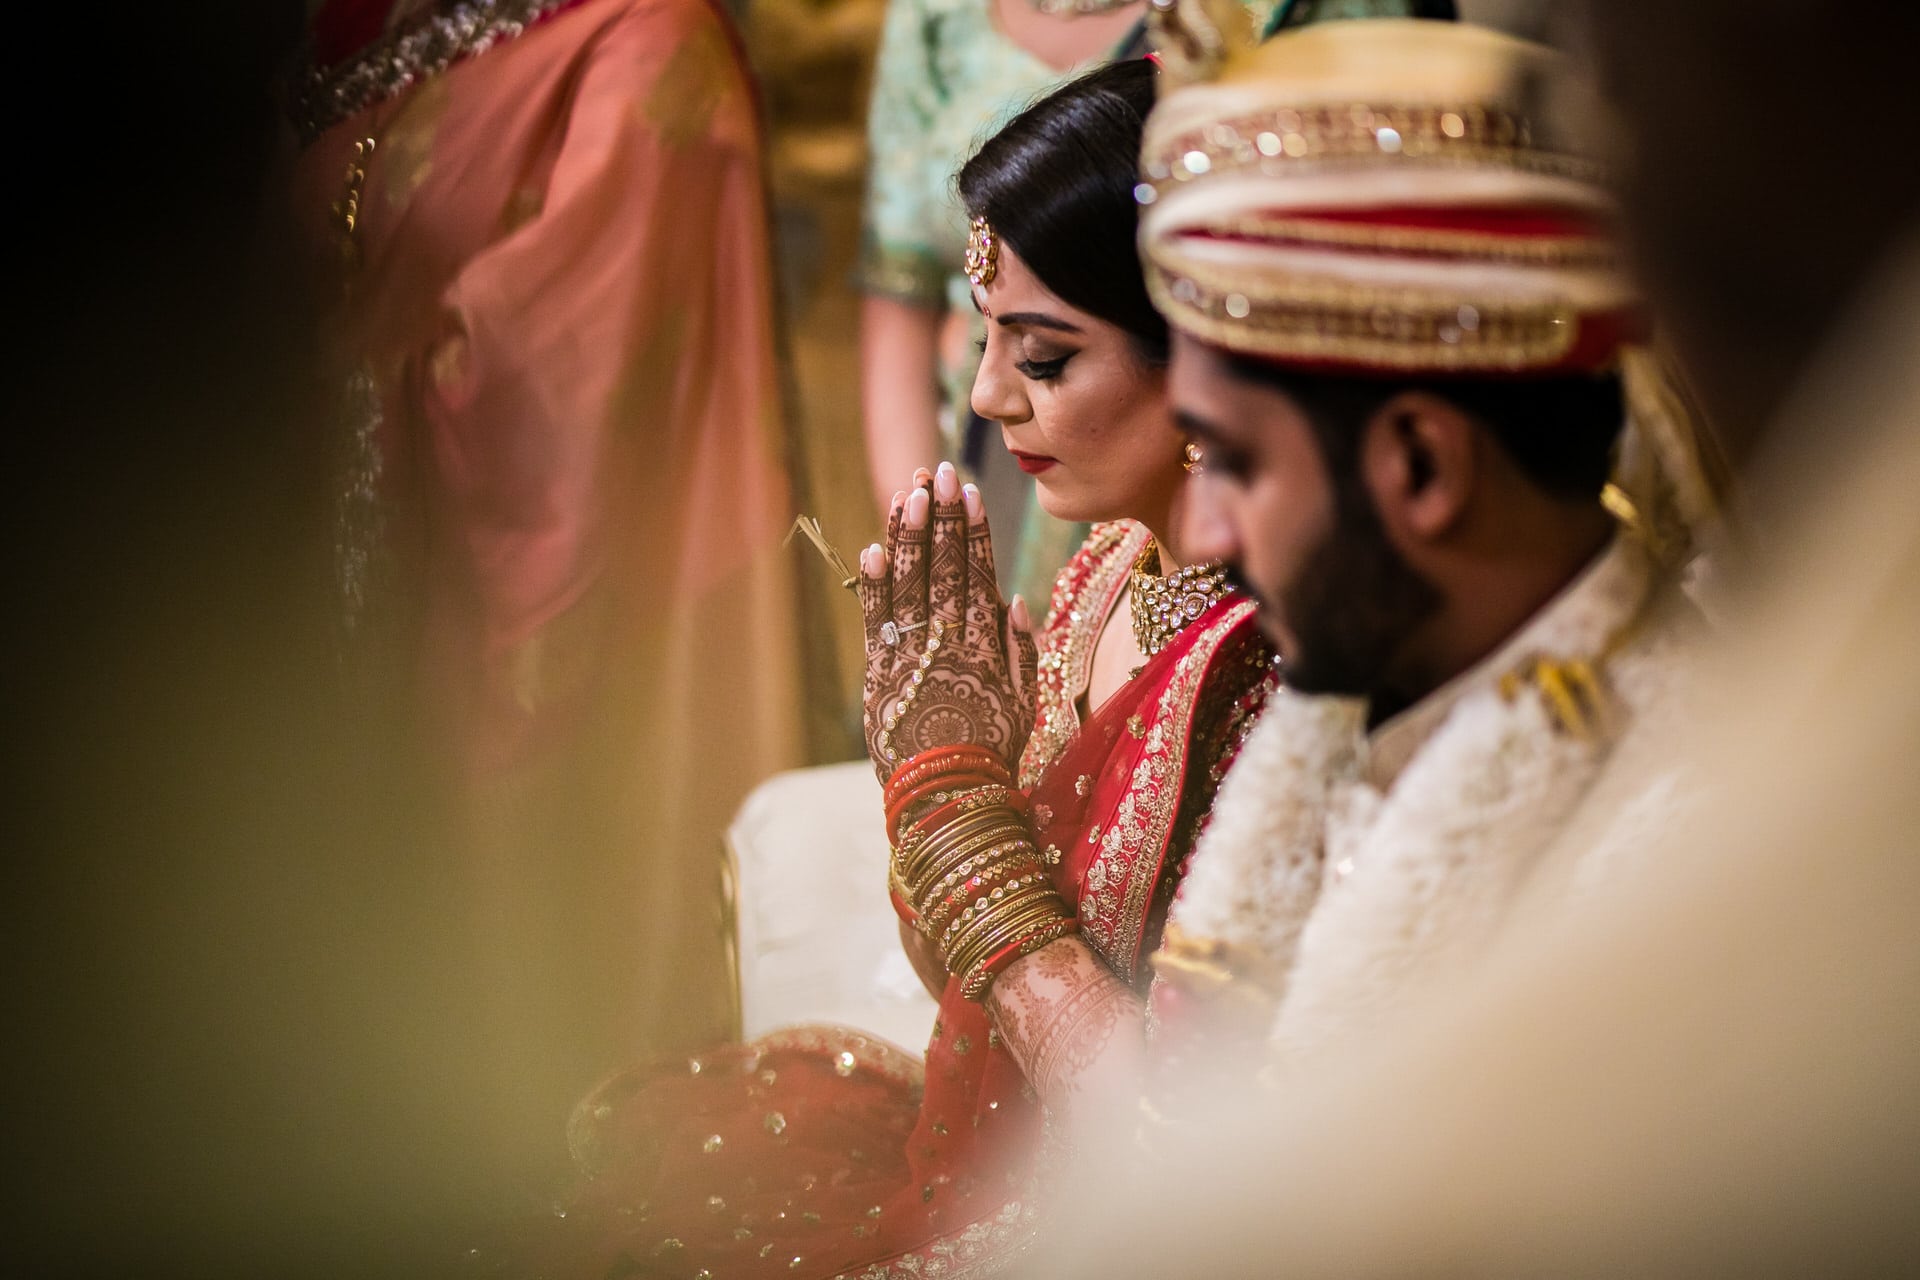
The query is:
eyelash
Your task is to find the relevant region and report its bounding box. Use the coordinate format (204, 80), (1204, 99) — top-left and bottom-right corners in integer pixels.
(974, 337), (1073, 382)
(1016, 356), (1070, 381)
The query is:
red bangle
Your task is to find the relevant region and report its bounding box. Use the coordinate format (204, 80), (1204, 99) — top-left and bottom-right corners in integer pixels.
(890, 883), (920, 928)
(886, 742), (1001, 788)
(887, 773), (1009, 838)
(886, 762), (1011, 822)
(884, 745), (1007, 808)
(893, 782), (1027, 845)
(960, 916), (1078, 1002)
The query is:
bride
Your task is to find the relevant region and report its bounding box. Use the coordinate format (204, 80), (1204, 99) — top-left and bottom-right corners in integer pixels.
(532, 58), (1277, 1279)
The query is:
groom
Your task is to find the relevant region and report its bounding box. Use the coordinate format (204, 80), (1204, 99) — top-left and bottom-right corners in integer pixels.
(1051, 0), (1920, 1274)
(1133, 14), (1702, 1071)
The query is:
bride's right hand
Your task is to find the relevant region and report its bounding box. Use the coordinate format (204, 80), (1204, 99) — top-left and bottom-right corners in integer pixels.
(856, 462), (1038, 784)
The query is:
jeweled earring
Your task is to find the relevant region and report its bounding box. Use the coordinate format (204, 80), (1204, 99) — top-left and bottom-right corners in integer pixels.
(1182, 441), (1203, 474)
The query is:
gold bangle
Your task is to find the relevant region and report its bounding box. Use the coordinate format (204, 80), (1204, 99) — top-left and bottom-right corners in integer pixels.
(905, 817), (1032, 898)
(959, 916), (1078, 1000)
(903, 820), (1006, 890)
(897, 784), (1015, 837)
(949, 901), (1069, 980)
(906, 796), (1032, 854)
(903, 804), (1016, 868)
(941, 883), (1063, 971)
(895, 788), (1015, 870)
(920, 839), (1037, 911)
(937, 875), (1055, 956)
(918, 851), (1040, 937)
(918, 843), (1030, 927)
(906, 819), (1027, 899)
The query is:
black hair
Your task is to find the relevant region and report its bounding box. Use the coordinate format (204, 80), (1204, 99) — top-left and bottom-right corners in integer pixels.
(957, 59), (1168, 366)
(1226, 358), (1626, 504)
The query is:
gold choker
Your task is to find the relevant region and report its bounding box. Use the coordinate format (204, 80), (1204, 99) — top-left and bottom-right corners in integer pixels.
(1129, 541), (1229, 658)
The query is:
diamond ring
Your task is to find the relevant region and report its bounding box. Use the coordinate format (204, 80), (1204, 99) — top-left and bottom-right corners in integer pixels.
(880, 619), (929, 647)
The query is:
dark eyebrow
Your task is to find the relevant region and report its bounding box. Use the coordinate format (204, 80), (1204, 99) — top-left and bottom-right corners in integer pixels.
(994, 311), (1083, 335)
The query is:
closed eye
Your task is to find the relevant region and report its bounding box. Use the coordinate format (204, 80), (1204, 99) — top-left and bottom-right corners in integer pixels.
(1015, 355), (1071, 381)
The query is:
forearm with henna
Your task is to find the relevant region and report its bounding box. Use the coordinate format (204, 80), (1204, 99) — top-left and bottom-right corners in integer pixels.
(986, 937), (1147, 1122)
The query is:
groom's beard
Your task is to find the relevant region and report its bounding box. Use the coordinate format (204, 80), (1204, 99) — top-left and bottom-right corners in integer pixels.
(1262, 487), (1439, 705)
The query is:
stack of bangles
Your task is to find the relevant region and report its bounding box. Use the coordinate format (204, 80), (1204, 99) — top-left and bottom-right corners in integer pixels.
(884, 744), (1077, 1000)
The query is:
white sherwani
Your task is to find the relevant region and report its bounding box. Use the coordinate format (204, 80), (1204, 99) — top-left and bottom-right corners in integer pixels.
(1165, 532), (1697, 1068)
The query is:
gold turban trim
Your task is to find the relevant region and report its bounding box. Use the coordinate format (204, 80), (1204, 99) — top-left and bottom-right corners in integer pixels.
(1139, 16), (1640, 375)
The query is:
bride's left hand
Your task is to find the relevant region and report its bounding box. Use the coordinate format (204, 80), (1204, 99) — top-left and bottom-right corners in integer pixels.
(857, 462), (1038, 781)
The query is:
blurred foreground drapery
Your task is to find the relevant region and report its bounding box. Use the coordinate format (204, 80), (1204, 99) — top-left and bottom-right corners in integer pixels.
(292, 0), (823, 1123)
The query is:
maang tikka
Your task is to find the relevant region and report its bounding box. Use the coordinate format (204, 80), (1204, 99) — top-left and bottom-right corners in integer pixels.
(965, 216), (999, 286)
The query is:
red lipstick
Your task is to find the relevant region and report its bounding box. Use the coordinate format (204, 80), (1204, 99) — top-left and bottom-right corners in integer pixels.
(1009, 450), (1057, 476)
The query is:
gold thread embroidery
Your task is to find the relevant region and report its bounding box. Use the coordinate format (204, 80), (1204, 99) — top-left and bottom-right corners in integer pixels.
(1019, 523), (1152, 788)
(1206, 213), (1618, 268)
(1141, 102), (1600, 198)
(1145, 256), (1581, 372)
(293, 0), (583, 145)
(1076, 601), (1258, 980)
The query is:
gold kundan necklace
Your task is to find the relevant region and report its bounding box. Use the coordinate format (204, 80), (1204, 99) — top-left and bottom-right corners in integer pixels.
(1128, 540), (1229, 658)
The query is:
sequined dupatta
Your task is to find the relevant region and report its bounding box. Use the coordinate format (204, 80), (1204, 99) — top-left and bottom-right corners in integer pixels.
(1026, 593), (1265, 982)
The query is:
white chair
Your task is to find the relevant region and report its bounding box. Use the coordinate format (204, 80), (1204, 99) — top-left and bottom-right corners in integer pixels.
(725, 761), (940, 1053)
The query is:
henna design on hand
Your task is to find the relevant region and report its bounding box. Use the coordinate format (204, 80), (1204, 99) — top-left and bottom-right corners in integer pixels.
(858, 463), (1037, 781)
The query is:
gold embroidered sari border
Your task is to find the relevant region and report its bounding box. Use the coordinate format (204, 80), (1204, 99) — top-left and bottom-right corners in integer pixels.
(1021, 522), (1151, 788)
(1081, 599), (1259, 981)
(293, 0), (586, 143)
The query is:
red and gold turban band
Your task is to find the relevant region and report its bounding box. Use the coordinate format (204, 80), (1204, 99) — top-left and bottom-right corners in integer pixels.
(1139, 12), (1646, 377)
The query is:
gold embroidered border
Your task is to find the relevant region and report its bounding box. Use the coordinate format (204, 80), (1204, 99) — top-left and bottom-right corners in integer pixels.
(1141, 102), (1600, 199)
(294, 0), (585, 143)
(1145, 255), (1581, 372)
(1080, 601), (1258, 981)
(1020, 522), (1151, 789)
(1206, 213), (1619, 268)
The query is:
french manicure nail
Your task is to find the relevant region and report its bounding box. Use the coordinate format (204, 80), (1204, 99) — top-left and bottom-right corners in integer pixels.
(906, 489), (930, 527)
(962, 484), (982, 518)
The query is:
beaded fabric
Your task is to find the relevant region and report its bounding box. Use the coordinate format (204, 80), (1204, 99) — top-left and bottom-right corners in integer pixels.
(293, 0), (586, 144)
(1129, 540), (1230, 658)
